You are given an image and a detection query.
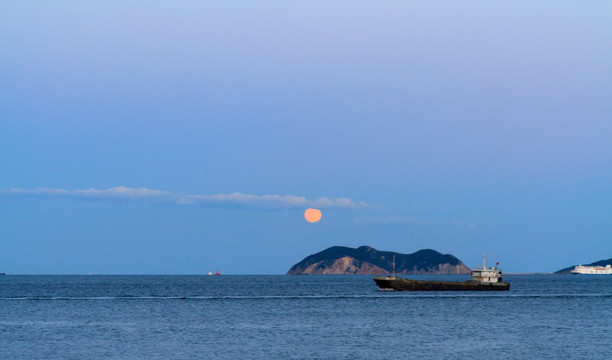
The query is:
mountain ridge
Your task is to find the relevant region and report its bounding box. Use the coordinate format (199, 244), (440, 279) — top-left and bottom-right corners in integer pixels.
(287, 246), (471, 275)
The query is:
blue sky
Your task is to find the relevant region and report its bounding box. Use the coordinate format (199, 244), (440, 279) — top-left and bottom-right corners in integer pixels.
(1, 1), (611, 274)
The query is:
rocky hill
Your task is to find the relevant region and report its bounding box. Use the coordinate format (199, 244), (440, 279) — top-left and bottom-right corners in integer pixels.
(287, 246), (471, 275)
(555, 257), (612, 274)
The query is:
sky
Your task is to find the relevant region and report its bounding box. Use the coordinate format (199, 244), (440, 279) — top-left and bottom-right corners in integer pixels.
(1, 1), (611, 274)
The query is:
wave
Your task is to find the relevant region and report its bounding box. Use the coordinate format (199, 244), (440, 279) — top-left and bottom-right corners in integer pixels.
(1, 293), (611, 301)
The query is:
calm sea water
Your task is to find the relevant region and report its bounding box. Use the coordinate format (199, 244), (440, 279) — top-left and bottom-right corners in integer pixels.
(1, 275), (611, 359)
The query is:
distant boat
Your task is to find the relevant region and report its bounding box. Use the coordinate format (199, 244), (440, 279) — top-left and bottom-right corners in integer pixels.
(570, 264), (612, 275)
(374, 253), (510, 291)
(214, 270), (220, 276)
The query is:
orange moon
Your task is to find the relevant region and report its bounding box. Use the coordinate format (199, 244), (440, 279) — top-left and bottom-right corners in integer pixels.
(304, 208), (322, 223)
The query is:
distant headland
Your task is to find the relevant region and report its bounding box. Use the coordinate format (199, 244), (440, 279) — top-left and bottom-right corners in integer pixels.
(287, 246), (470, 275)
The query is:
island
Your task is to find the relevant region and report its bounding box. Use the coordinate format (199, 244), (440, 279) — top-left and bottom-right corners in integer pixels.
(287, 246), (470, 275)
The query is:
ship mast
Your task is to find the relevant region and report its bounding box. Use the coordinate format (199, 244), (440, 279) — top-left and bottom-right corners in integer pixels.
(392, 254), (396, 279)
(482, 252), (486, 269)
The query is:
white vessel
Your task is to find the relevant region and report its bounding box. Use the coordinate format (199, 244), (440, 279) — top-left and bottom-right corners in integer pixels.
(570, 264), (612, 275)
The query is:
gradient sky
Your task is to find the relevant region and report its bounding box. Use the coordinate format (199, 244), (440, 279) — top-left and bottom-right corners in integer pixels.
(1, 1), (611, 274)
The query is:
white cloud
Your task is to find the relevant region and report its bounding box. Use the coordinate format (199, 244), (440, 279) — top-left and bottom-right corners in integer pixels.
(1, 187), (367, 209)
(353, 216), (423, 225)
(176, 192), (367, 209)
(2, 186), (171, 201)
(177, 192), (311, 208)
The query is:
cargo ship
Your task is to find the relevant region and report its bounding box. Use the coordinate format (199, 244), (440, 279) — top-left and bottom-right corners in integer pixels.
(570, 264), (612, 275)
(374, 253), (510, 291)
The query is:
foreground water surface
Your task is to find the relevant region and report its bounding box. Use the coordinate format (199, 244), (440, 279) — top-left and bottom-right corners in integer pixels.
(1, 275), (611, 359)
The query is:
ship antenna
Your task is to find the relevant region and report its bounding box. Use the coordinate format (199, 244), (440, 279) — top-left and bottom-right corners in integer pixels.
(392, 254), (396, 278)
(482, 252), (486, 269)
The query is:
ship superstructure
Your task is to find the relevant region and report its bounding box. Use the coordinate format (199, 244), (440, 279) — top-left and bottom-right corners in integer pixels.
(471, 253), (503, 283)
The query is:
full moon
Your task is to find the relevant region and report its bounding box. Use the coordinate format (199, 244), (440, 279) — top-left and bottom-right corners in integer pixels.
(304, 208), (322, 223)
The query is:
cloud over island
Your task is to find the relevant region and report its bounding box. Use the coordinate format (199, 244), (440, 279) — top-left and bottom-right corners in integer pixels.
(1, 186), (368, 210)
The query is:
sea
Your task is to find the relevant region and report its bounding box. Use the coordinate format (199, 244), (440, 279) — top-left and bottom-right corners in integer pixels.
(1, 274), (611, 359)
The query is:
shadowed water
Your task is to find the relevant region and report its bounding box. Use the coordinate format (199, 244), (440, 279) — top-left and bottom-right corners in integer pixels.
(1, 275), (611, 359)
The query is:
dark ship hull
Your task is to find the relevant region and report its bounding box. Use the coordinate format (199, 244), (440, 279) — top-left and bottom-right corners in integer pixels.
(373, 276), (510, 291)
